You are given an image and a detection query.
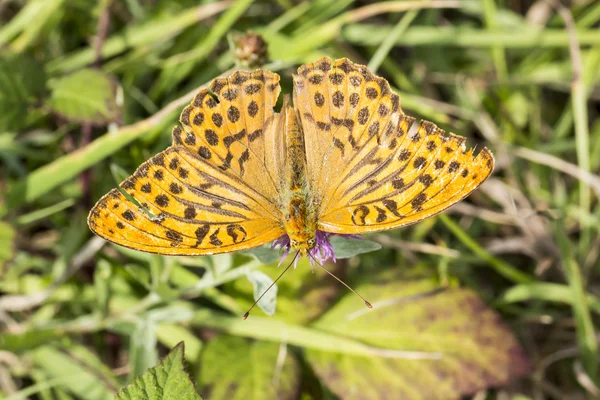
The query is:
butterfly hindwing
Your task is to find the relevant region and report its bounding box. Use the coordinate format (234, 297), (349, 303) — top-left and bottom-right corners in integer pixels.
(319, 122), (494, 233)
(293, 57), (494, 234)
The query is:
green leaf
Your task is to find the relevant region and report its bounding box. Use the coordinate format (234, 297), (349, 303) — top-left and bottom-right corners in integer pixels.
(501, 282), (600, 315)
(329, 235), (381, 258)
(246, 245), (281, 264)
(3, 0), (64, 52)
(30, 344), (119, 400)
(228, 257), (340, 324)
(245, 235), (381, 264)
(47, 69), (118, 124)
(246, 270), (278, 316)
(504, 91), (529, 128)
(305, 279), (530, 399)
(0, 220), (15, 276)
(0, 329), (63, 352)
(199, 336), (300, 400)
(0, 54), (46, 130)
(129, 319), (158, 382)
(156, 325), (203, 364)
(117, 342), (201, 400)
(210, 253), (234, 276)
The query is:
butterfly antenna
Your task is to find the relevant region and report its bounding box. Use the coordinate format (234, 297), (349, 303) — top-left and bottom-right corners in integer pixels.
(308, 254), (372, 309)
(243, 251), (299, 320)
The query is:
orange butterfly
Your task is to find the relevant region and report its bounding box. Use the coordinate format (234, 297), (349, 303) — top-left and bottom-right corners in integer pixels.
(88, 57), (494, 267)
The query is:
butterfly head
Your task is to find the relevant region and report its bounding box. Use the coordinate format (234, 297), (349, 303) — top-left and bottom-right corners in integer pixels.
(272, 231), (338, 267)
(289, 235), (316, 257)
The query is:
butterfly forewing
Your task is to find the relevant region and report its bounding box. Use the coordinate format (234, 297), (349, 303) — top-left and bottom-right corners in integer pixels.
(89, 70), (288, 255)
(175, 69), (283, 206)
(294, 58), (403, 209)
(293, 57), (494, 234)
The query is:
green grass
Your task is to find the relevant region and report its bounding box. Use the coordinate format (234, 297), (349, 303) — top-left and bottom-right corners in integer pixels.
(1, 0), (599, 399)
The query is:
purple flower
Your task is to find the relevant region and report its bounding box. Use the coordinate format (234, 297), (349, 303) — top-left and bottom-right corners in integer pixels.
(271, 235), (291, 266)
(271, 231), (362, 267)
(312, 230), (335, 265)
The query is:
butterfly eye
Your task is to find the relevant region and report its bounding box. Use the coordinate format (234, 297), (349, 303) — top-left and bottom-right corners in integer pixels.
(307, 238), (316, 248)
(290, 240), (298, 247)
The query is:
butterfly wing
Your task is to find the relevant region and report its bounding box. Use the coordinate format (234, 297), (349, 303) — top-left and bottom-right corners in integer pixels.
(88, 70), (286, 255)
(176, 69), (285, 201)
(293, 57), (494, 234)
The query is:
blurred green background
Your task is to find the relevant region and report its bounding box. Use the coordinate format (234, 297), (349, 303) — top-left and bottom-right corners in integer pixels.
(1, 0), (599, 399)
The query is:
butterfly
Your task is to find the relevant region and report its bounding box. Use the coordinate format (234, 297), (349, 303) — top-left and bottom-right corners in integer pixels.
(88, 57), (494, 266)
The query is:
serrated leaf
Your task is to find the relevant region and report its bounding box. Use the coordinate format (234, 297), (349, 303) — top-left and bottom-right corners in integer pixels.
(0, 54), (46, 130)
(330, 235), (381, 258)
(305, 279), (530, 400)
(48, 69), (118, 124)
(117, 342), (201, 400)
(30, 344), (119, 400)
(246, 270), (278, 316)
(199, 336), (300, 400)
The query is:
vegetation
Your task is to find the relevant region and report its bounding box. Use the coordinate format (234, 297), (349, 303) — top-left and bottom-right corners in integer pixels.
(1, 0), (599, 399)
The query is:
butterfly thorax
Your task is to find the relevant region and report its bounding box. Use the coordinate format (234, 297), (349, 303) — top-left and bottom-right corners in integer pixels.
(280, 96), (317, 255)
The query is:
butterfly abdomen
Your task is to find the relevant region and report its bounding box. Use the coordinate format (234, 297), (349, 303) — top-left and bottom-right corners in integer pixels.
(283, 188), (317, 253)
